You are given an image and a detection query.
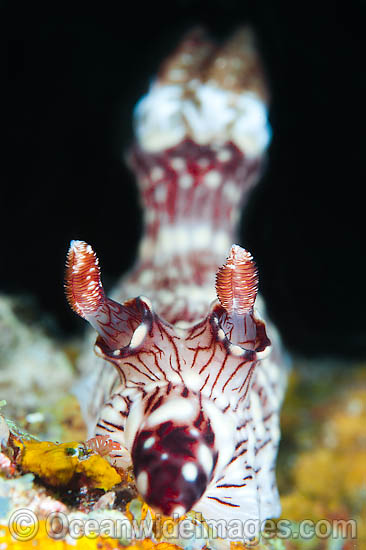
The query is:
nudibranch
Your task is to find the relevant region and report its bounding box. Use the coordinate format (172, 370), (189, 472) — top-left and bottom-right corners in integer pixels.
(68, 27), (288, 540)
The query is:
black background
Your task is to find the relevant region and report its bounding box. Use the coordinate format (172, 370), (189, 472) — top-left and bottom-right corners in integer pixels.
(4, 2), (365, 358)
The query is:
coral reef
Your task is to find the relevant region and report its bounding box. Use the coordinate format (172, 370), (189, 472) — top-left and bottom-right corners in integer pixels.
(0, 26), (364, 550)
(0, 294), (78, 442)
(1, 360), (364, 549)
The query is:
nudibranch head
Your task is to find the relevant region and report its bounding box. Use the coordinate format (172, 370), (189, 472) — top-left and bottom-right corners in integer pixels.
(65, 240), (274, 520)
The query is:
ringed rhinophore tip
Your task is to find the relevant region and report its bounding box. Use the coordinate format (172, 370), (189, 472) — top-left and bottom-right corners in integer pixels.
(65, 240), (143, 350)
(215, 245), (258, 346)
(216, 244), (258, 315)
(65, 240), (105, 319)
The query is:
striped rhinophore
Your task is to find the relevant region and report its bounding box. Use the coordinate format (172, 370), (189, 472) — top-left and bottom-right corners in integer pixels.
(67, 27), (288, 542)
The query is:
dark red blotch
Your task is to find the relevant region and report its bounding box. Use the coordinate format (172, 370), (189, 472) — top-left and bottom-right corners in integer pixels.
(132, 419), (216, 516)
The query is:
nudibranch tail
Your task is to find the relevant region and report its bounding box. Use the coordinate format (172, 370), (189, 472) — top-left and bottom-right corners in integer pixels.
(65, 240), (142, 349)
(216, 244), (258, 345)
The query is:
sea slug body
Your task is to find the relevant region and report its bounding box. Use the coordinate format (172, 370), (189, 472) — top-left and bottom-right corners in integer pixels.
(67, 27), (288, 542)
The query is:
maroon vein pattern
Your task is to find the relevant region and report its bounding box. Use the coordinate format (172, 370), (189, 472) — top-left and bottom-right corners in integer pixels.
(69, 26), (288, 543)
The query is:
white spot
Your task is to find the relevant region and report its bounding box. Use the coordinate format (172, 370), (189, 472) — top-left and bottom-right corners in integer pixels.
(214, 231), (231, 252)
(146, 398), (196, 427)
(174, 320), (195, 330)
(136, 471), (149, 496)
(190, 428), (200, 437)
(151, 166), (164, 181)
(171, 157), (186, 171)
(198, 444), (213, 475)
(25, 412), (44, 424)
(217, 328), (226, 341)
(155, 185), (167, 203)
(179, 173), (194, 189)
(229, 344), (245, 356)
(129, 323), (148, 349)
(182, 462), (198, 482)
(175, 227), (190, 251)
(217, 149), (232, 162)
(113, 349), (121, 356)
(183, 371), (204, 393)
(204, 170), (221, 189)
(139, 269), (154, 286)
(143, 436), (155, 449)
(195, 226), (211, 248)
(158, 289), (174, 305)
(161, 453), (168, 460)
(169, 68), (187, 80)
(223, 181), (240, 202)
(256, 346), (271, 361)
